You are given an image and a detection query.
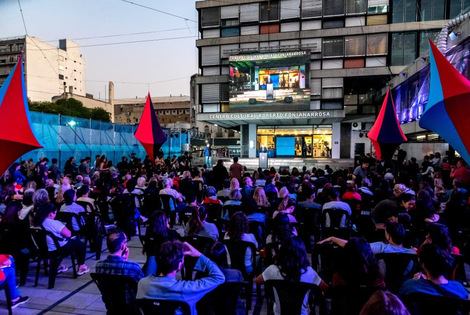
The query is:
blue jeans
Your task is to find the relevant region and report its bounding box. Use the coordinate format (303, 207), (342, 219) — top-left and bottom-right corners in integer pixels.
(142, 256), (157, 277)
(205, 155), (212, 167)
(0, 256), (20, 300)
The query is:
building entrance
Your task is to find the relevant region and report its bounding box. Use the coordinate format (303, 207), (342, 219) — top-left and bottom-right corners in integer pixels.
(257, 125), (332, 157)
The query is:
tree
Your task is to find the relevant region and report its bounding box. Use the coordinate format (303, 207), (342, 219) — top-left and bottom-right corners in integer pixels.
(28, 98), (111, 122)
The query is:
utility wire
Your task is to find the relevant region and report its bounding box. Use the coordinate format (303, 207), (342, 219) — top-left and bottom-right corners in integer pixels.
(27, 35), (196, 50)
(44, 28), (189, 42)
(121, 0), (197, 23)
(17, 0), (28, 34)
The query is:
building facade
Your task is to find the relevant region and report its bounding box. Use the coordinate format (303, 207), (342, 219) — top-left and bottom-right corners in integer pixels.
(0, 36), (86, 102)
(195, 0), (470, 159)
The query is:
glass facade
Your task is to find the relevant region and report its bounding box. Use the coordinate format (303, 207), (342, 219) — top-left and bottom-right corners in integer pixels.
(391, 32), (417, 66)
(257, 125), (332, 157)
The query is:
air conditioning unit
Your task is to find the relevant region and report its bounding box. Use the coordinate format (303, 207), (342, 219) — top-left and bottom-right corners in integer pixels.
(351, 122), (362, 131)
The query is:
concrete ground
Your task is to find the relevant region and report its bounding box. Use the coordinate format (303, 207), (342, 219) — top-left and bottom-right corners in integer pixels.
(0, 224), (269, 315)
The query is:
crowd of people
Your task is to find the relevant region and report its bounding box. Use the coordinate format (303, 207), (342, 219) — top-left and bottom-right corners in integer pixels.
(0, 150), (469, 314)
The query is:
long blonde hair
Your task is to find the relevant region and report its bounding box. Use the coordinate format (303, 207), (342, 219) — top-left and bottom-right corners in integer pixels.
(254, 187), (270, 207)
(230, 178), (240, 191)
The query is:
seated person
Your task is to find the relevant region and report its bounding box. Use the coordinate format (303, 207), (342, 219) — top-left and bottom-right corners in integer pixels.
(76, 185), (96, 212)
(185, 205), (219, 241)
(34, 203), (89, 275)
(360, 290), (409, 315)
(372, 191), (415, 228)
(320, 221), (416, 255)
(60, 189), (85, 232)
(202, 186), (223, 205)
(322, 189), (351, 228)
(224, 211), (258, 273)
(159, 178), (185, 211)
(398, 244), (468, 300)
(136, 241), (225, 314)
(297, 185), (322, 210)
(95, 229), (144, 282)
(417, 223), (460, 255)
(0, 255), (29, 309)
(272, 198), (297, 223)
(210, 242), (242, 282)
(217, 179), (231, 199)
(255, 236), (328, 315)
(223, 189), (242, 219)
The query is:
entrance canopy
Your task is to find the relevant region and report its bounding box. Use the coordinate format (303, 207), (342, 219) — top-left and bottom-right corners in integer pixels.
(197, 109), (345, 128)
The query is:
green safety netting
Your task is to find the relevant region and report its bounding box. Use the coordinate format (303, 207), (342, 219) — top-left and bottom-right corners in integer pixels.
(18, 112), (188, 168)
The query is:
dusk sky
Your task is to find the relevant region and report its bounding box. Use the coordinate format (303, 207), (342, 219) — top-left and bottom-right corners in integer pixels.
(0, 0), (199, 100)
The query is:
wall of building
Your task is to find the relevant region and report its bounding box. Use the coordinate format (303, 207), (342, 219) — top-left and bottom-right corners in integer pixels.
(24, 36), (85, 102)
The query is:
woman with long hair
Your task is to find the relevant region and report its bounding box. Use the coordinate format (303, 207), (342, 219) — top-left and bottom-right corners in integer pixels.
(255, 236), (328, 315)
(185, 205), (219, 241)
(266, 213), (297, 245)
(225, 211), (258, 273)
(254, 187), (270, 208)
(142, 210), (179, 276)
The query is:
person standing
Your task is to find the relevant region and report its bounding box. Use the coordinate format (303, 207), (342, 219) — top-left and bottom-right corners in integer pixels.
(204, 144), (212, 168)
(229, 156), (244, 181)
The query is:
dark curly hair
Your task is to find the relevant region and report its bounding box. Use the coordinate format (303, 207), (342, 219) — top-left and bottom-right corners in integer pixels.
(227, 211), (248, 241)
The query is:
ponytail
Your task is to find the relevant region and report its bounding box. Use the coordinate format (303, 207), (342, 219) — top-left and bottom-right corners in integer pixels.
(188, 205), (207, 236)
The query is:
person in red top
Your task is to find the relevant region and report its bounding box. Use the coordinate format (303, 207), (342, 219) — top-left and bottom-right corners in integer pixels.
(342, 183), (362, 202)
(0, 255), (29, 309)
(202, 186), (223, 205)
(450, 159), (470, 186)
(229, 156), (244, 181)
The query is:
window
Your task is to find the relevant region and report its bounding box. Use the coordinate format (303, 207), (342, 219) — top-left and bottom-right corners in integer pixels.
(323, 19), (344, 28)
(322, 101), (343, 109)
(391, 32), (417, 66)
(201, 84), (221, 103)
(222, 19), (239, 27)
(367, 33), (388, 55)
(323, 0), (344, 16)
(419, 30), (440, 56)
(419, 0), (445, 21)
(58, 74), (64, 80)
(346, 0), (366, 14)
(450, 0), (470, 18)
(260, 1), (279, 22)
(367, 14), (387, 25)
(368, 5), (388, 14)
(203, 29), (219, 39)
(280, 0), (300, 19)
(392, 0), (417, 23)
(201, 7), (220, 27)
(367, 0), (388, 14)
(345, 36), (365, 56)
(344, 58), (365, 68)
(221, 27), (240, 37)
(302, 0), (322, 18)
(323, 37), (344, 57)
(201, 46), (220, 66)
(240, 3), (259, 22)
(260, 24), (280, 34)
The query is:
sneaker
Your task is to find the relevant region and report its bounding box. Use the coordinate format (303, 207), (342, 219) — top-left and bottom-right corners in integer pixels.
(11, 296), (29, 309)
(77, 265), (90, 276)
(140, 216), (148, 223)
(57, 265), (68, 273)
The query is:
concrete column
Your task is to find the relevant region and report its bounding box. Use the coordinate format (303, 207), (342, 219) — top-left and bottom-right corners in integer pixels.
(248, 124), (257, 158)
(332, 122), (341, 159)
(240, 125), (248, 158)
